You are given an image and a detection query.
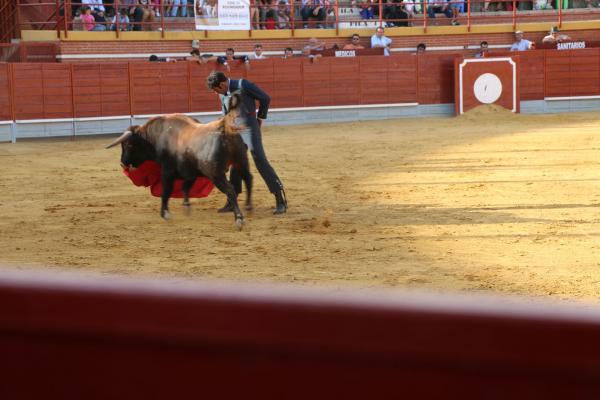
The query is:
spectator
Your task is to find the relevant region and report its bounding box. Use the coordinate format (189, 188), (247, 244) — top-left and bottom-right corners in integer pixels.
(371, 26), (392, 56)
(81, 0), (105, 12)
(449, 0), (463, 25)
(251, 44), (267, 59)
(189, 48), (201, 61)
(474, 40), (489, 57)
(301, 0), (326, 29)
(111, 8), (130, 30)
(383, 0), (408, 27)
(199, 0), (218, 17)
(265, 9), (277, 29)
(130, 1), (156, 31)
(403, 0), (419, 23)
(171, 0), (188, 17)
(533, 0), (553, 9)
(427, 0), (453, 24)
(250, 0), (260, 29)
(483, 0), (503, 11)
(416, 43), (426, 53)
(188, 48), (216, 64)
(356, 0), (375, 20)
(276, 0), (291, 29)
(302, 46), (323, 62)
(343, 33), (366, 50)
(542, 26), (572, 43)
(306, 37), (325, 51)
(80, 7), (96, 31)
(93, 9), (108, 30)
(283, 47), (294, 58)
(510, 30), (532, 51)
(218, 48), (250, 71)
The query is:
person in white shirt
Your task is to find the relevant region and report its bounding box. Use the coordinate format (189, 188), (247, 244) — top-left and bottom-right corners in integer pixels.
(510, 31), (532, 51)
(371, 26), (392, 56)
(251, 44), (267, 60)
(81, 0), (105, 12)
(542, 26), (572, 44)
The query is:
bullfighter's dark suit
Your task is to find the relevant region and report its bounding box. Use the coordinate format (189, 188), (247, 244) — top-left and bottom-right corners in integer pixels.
(220, 78), (287, 214)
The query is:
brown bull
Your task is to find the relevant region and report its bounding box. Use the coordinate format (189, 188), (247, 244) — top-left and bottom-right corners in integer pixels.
(106, 93), (252, 230)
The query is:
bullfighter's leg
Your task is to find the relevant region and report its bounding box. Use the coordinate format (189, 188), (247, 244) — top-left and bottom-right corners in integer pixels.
(213, 174), (244, 230)
(247, 119), (287, 214)
(182, 177), (197, 215)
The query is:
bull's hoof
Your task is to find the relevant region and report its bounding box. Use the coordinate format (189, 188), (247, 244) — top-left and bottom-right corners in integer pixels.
(161, 210), (171, 220)
(245, 203), (254, 211)
(235, 218), (244, 231)
(183, 203), (192, 216)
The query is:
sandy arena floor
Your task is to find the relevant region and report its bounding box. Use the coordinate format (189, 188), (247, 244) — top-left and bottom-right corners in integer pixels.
(2, 106), (600, 301)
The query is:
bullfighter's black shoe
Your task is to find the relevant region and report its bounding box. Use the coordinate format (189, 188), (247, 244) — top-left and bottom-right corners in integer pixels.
(217, 200), (234, 213)
(273, 190), (287, 215)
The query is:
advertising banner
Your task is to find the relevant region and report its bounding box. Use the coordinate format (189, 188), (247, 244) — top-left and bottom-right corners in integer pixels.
(194, 0), (250, 30)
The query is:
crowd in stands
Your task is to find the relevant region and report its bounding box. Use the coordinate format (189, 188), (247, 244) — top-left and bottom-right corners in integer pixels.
(144, 25), (573, 67)
(67, 0), (598, 32)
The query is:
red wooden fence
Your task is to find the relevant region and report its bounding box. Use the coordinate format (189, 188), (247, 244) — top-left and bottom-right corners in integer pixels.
(2, 49), (600, 121)
(3, 270), (600, 399)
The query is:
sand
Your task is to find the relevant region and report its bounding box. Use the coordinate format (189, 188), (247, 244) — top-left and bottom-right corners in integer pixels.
(2, 107), (600, 302)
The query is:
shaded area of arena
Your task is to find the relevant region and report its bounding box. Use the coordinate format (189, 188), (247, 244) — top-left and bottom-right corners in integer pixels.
(1, 107), (600, 301)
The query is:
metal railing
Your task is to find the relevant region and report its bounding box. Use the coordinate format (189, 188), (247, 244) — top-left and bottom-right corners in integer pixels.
(12, 0), (600, 40)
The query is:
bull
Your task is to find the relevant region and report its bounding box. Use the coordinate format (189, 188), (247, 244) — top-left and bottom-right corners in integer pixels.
(105, 93), (252, 229)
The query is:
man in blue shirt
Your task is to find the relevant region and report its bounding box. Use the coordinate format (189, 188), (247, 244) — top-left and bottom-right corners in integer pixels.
(371, 26), (392, 56)
(510, 31), (532, 51)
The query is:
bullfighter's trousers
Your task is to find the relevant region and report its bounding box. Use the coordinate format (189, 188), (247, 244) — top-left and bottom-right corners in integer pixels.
(230, 116), (284, 194)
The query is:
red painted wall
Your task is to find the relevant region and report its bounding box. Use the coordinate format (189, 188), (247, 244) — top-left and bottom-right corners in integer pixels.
(2, 49), (600, 121)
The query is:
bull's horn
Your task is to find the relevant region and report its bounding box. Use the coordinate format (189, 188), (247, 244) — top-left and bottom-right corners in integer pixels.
(105, 130), (133, 149)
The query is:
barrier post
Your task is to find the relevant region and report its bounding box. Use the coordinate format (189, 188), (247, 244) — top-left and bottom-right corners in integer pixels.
(63, 0), (69, 38)
(160, 0), (165, 38)
(115, 0), (120, 38)
(423, 0), (427, 33)
(55, 0), (60, 39)
(467, 0), (470, 32)
(335, 0), (339, 35)
(558, 0), (562, 27)
(69, 63), (76, 140)
(291, 0), (295, 36)
(128, 62), (134, 117)
(512, 0), (516, 30)
(16, 0), (21, 39)
(378, 0), (382, 27)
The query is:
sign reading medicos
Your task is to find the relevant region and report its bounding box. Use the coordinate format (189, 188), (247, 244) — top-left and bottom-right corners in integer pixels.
(194, 0), (250, 30)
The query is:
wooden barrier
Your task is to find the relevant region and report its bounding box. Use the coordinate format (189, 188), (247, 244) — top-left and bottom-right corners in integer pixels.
(72, 63), (130, 118)
(0, 63), (11, 120)
(2, 50), (600, 121)
(2, 270), (600, 398)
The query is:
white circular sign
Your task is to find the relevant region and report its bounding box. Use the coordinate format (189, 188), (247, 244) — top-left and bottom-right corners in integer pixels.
(473, 73), (503, 104)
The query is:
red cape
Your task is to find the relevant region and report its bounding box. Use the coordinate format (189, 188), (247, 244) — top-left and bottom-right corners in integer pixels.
(122, 160), (214, 198)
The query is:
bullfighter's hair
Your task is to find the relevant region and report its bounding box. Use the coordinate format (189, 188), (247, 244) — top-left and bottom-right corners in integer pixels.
(207, 70), (228, 90)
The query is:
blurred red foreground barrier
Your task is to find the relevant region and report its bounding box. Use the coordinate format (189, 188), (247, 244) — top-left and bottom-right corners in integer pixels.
(1, 269), (600, 399)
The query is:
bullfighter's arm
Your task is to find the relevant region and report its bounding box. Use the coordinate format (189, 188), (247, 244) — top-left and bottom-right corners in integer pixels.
(241, 80), (271, 120)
